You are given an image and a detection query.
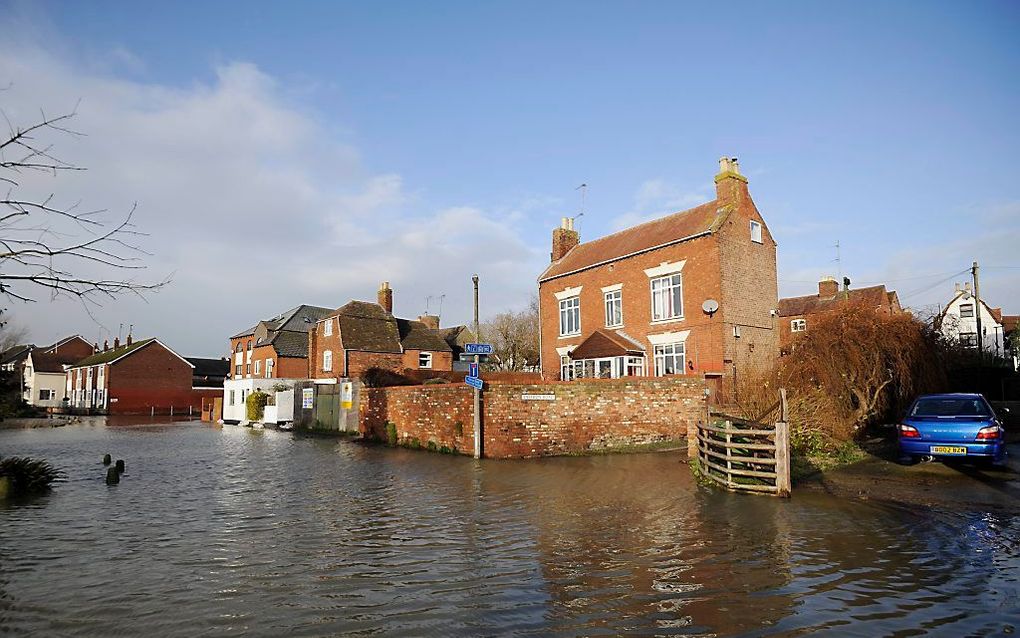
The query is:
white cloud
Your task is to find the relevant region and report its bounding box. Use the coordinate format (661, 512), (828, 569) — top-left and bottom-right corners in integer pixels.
(0, 39), (543, 355)
(611, 178), (710, 230)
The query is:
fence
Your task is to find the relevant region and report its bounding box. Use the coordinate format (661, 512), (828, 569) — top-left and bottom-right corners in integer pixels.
(693, 389), (791, 497)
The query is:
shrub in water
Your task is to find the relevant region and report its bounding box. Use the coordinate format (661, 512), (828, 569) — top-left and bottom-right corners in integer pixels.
(385, 422), (397, 446)
(0, 456), (61, 498)
(246, 390), (270, 421)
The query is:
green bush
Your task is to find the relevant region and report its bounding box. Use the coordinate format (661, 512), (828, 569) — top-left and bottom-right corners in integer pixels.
(454, 421), (464, 436)
(385, 422), (397, 446)
(423, 377), (448, 385)
(246, 390), (270, 421)
(0, 456), (61, 498)
(426, 440), (438, 452)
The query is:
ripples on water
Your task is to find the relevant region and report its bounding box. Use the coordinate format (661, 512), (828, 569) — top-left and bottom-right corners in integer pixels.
(1, 422), (1018, 636)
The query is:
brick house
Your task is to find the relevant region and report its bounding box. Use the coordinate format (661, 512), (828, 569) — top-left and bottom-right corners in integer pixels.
(222, 304), (333, 422)
(308, 282), (455, 380)
(777, 277), (902, 350)
(64, 336), (211, 414)
(538, 158), (779, 399)
(21, 335), (96, 408)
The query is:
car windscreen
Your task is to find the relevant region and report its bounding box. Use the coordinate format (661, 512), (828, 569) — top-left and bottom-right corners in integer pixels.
(910, 398), (992, 417)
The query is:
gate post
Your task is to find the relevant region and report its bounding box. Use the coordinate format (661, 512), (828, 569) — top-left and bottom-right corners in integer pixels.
(775, 388), (791, 497)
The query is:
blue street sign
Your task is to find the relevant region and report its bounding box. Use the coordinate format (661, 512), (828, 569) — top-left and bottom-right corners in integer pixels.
(465, 376), (484, 390)
(465, 343), (494, 355)
(468, 363), (479, 378)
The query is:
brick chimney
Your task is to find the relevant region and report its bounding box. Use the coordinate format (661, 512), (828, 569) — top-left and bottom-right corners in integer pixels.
(103, 339), (109, 352)
(818, 277), (839, 298)
(113, 337), (120, 349)
(378, 281), (393, 313)
(417, 314), (440, 330)
(551, 217), (580, 262)
(126, 332), (133, 346)
(714, 156), (750, 204)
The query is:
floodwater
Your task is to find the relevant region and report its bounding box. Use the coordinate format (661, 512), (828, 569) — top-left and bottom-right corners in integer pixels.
(1, 421), (1018, 637)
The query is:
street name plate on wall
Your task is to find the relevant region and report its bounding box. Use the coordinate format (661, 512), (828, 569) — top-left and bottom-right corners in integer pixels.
(521, 394), (555, 401)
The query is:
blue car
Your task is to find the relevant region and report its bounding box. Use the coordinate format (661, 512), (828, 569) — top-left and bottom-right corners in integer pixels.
(898, 393), (1007, 466)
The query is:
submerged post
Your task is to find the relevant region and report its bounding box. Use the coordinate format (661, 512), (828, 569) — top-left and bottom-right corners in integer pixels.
(472, 274), (482, 460)
(775, 388), (791, 497)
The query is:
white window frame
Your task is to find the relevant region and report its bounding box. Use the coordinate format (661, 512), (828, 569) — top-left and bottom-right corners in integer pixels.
(960, 332), (978, 348)
(791, 319), (807, 332)
(39, 389), (53, 401)
(265, 359), (274, 378)
(323, 318), (333, 336)
(419, 352), (433, 369)
(650, 273), (683, 322)
(323, 350), (333, 372)
(653, 342), (686, 376)
(560, 355), (574, 381)
(254, 360), (261, 376)
(959, 303), (974, 318)
(750, 220), (763, 244)
(229, 390), (236, 406)
(604, 289), (623, 328)
(559, 296), (581, 337)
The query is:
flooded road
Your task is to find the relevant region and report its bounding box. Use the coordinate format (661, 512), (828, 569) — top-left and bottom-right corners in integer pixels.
(2, 421), (1018, 636)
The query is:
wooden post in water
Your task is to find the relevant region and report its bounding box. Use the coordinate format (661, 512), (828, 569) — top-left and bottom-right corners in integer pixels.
(105, 467), (120, 484)
(775, 388), (791, 497)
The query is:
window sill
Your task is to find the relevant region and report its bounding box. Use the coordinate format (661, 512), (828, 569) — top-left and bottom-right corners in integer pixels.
(558, 334), (581, 339)
(605, 324), (624, 330)
(649, 317), (685, 326)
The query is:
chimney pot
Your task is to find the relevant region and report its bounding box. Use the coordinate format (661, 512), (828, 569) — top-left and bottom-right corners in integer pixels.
(551, 220), (580, 262)
(714, 156), (749, 203)
(114, 337), (120, 349)
(103, 339), (109, 352)
(126, 333), (133, 346)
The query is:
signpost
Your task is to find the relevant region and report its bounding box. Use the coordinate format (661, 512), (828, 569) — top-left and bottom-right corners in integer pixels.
(468, 362), (479, 378)
(472, 276), (482, 459)
(465, 376), (484, 390)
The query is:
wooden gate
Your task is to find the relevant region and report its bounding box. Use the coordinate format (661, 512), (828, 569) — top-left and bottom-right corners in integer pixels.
(694, 389), (791, 497)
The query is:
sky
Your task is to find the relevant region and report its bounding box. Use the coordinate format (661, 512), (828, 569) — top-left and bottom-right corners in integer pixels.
(0, 0), (1017, 356)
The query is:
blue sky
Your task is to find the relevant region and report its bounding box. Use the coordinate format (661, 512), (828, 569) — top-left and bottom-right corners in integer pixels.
(1, 0), (1018, 355)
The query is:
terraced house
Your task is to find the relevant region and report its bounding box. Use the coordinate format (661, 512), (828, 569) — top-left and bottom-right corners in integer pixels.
(537, 158), (779, 400)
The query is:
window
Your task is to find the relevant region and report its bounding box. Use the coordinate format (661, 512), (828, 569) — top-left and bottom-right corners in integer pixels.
(960, 332), (978, 348)
(559, 296), (581, 336)
(604, 290), (623, 327)
(39, 389), (53, 401)
(229, 390), (235, 406)
(653, 342), (686, 376)
(419, 352), (433, 369)
(625, 356), (645, 377)
(959, 304), (974, 318)
(245, 364), (251, 375)
(265, 359), (274, 378)
(235, 342), (243, 353)
(323, 350), (333, 372)
(560, 355), (574, 381)
(323, 319), (333, 336)
(247, 340), (252, 351)
(791, 319), (807, 332)
(235, 364), (242, 376)
(254, 360), (261, 376)
(651, 274), (683, 321)
(750, 220), (763, 244)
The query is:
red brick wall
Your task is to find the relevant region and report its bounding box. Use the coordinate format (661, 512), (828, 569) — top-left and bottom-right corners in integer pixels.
(360, 376), (707, 458)
(105, 342), (195, 414)
(347, 350), (404, 378)
(401, 349), (454, 371)
(49, 337), (96, 361)
(228, 335), (255, 379)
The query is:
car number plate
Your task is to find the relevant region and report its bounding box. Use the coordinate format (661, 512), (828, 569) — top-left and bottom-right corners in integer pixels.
(930, 446), (967, 455)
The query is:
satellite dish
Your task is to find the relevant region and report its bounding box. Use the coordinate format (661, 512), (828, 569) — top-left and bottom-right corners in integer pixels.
(702, 299), (720, 316)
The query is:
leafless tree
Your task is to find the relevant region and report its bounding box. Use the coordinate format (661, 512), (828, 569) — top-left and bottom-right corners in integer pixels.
(481, 296), (540, 371)
(1, 96), (166, 305)
(0, 312), (30, 351)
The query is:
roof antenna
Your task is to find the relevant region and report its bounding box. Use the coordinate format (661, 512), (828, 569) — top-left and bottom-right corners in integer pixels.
(118, 323), (123, 341)
(832, 240), (842, 289)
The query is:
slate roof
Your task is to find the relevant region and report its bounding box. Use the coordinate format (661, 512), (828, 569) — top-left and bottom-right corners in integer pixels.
(569, 329), (645, 360)
(397, 319), (453, 352)
(186, 357), (230, 379)
(229, 304), (332, 340)
(333, 301), (403, 353)
(270, 330), (313, 358)
(29, 350), (83, 373)
(0, 344), (34, 366)
(539, 200), (725, 282)
(70, 338), (157, 367)
(778, 285), (895, 317)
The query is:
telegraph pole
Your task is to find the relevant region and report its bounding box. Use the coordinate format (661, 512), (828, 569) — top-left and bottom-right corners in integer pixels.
(472, 274), (481, 459)
(972, 261), (983, 362)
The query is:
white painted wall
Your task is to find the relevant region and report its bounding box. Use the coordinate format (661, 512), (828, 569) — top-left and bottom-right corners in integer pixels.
(940, 291), (1006, 356)
(222, 378), (297, 423)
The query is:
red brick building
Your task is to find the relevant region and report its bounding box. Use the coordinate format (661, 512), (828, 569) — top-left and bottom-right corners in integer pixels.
(308, 282), (456, 380)
(228, 304), (333, 381)
(778, 278), (902, 350)
(64, 336), (214, 414)
(537, 158), (779, 399)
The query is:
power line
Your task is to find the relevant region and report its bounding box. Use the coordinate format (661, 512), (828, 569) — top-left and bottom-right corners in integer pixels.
(779, 269), (967, 285)
(899, 269), (971, 301)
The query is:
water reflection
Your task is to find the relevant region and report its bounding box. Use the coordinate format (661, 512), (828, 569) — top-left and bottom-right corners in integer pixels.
(0, 423), (1017, 636)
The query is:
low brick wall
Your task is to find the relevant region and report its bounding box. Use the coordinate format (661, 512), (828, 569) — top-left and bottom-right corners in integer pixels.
(360, 377), (707, 458)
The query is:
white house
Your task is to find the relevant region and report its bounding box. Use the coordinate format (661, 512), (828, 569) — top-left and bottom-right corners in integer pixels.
(21, 335), (95, 408)
(938, 283), (1014, 364)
